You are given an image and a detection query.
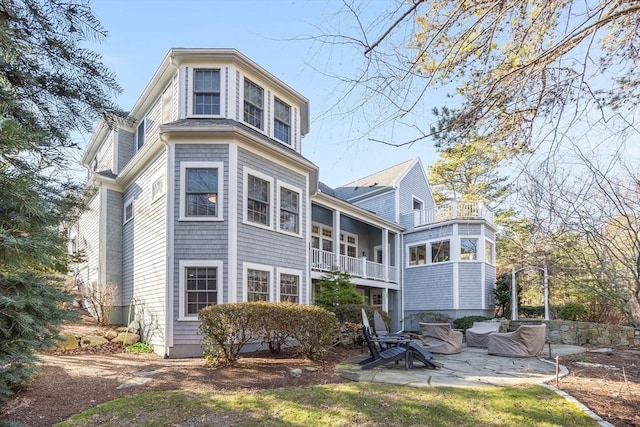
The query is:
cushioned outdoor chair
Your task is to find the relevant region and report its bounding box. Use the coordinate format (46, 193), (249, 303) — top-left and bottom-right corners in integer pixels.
(419, 322), (463, 354)
(466, 321), (502, 348)
(487, 324), (546, 357)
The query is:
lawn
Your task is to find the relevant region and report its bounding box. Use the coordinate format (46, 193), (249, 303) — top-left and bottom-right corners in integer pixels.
(56, 382), (597, 427)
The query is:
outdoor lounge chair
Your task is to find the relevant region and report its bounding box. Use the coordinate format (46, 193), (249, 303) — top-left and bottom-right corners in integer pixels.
(360, 325), (441, 370)
(419, 322), (463, 354)
(466, 321), (502, 348)
(487, 324), (546, 357)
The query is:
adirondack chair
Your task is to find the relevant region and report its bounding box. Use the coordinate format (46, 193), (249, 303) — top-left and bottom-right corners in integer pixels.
(360, 325), (442, 370)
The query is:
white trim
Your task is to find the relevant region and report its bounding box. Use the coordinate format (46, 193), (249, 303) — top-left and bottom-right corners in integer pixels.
(178, 260), (223, 321)
(481, 261), (486, 310)
(179, 161), (224, 221)
(112, 131), (119, 175)
(453, 262), (459, 310)
(276, 180), (303, 238)
(241, 76), (266, 134)
(228, 144), (238, 302)
(242, 166), (274, 231)
(165, 143), (175, 349)
(123, 197), (134, 224)
(276, 267), (302, 302)
(411, 195), (424, 211)
(305, 174), (311, 304)
(186, 67), (225, 118)
(242, 262), (274, 302)
(135, 118), (147, 153)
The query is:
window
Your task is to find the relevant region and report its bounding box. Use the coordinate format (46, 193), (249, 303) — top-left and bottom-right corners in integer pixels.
(193, 69), (220, 115)
(179, 260), (222, 320)
(274, 98), (291, 144)
(247, 174), (270, 226)
(279, 184), (300, 234)
(180, 161), (223, 221)
(485, 240), (495, 264)
(311, 224), (333, 252)
(123, 199), (134, 224)
(409, 244), (426, 266)
(151, 176), (165, 202)
(279, 273), (299, 303)
(431, 240), (450, 263)
(247, 269), (270, 302)
(460, 238), (478, 260)
(340, 232), (358, 258)
(243, 78), (263, 129)
(136, 120), (145, 150)
(413, 197), (424, 211)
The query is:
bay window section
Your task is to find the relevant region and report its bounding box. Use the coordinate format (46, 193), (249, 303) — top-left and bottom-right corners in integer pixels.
(409, 244), (426, 266)
(274, 98), (291, 144)
(485, 240), (495, 264)
(244, 79), (263, 129)
(247, 175), (270, 225)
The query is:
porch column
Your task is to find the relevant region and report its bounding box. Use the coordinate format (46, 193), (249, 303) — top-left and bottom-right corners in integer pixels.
(382, 288), (389, 311)
(383, 229), (389, 281)
(332, 210), (341, 269)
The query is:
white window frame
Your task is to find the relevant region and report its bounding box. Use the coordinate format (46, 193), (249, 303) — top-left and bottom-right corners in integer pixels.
(412, 196), (424, 211)
(190, 68), (222, 117)
(151, 174), (166, 203)
(123, 198), (134, 224)
(273, 97), (291, 145)
(485, 239), (495, 265)
(135, 119), (146, 152)
(311, 223), (334, 253)
(243, 77), (264, 130)
(276, 267), (302, 303)
(179, 161), (224, 222)
(243, 262), (274, 302)
(460, 237), (479, 261)
(430, 239), (451, 263)
(407, 242), (427, 267)
(340, 231), (359, 258)
(276, 181), (303, 237)
(243, 167), (274, 230)
(178, 260), (223, 321)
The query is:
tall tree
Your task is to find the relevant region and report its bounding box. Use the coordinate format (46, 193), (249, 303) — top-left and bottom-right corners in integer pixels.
(0, 0), (125, 399)
(316, 1), (640, 150)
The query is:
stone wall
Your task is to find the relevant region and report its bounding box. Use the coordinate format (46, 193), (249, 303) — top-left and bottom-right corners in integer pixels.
(543, 320), (640, 348)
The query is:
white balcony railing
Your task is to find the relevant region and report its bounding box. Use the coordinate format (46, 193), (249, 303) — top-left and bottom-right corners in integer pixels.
(310, 248), (398, 283)
(414, 201), (494, 227)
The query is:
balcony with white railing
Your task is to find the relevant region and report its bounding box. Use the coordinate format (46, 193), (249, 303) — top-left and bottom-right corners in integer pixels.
(414, 201), (494, 227)
(310, 248), (398, 283)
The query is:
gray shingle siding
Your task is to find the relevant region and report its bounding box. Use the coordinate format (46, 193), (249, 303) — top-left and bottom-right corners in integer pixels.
(96, 133), (114, 173)
(484, 227), (495, 240)
(105, 189), (123, 294)
(237, 147), (308, 301)
(76, 193), (100, 288)
(403, 224), (453, 245)
(404, 263), (454, 311)
(352, 192), (396, 223)
(173, 144), (229, 345)
(485, 264), (496, 308)
(458, 263), (482, 309)
(398, 162), (433, 229)
(117, 129), (134, 173)
(122, 150), (168, 347)
(458, 224), (482, 235)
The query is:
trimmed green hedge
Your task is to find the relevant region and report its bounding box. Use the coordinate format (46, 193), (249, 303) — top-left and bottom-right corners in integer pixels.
(199, 302), (335, 366)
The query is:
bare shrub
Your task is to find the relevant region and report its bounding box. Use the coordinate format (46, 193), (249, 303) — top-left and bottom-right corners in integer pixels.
(83, 282), (120, 326)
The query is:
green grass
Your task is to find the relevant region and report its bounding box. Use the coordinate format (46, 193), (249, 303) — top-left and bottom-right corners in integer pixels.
(124, 342), (154, 354)
(55, 383), (598, 427)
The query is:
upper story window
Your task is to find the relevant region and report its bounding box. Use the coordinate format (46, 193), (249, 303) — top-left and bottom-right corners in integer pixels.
(485, 240), (495, 264)
(279, 184), (300, 235)
(136, 120), (145, 150)
(273, 97), (291, 144)
(460, 238), (478, 260)
(413, 196), (424, 211)
(409, 244), (426, 266)
(340, 232), (358, 258)
(431, 240), (450, 263)
(179, 161), (224, 221)
(244, 78), (263, 129)
(247, 174), (270, 225)
(193, 69), (220, 115)
(124, 199), (134, 224)
(311, 224), (333, 252)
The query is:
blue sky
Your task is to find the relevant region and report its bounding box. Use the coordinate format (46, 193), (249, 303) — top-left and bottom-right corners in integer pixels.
(80, 0), (440, 188)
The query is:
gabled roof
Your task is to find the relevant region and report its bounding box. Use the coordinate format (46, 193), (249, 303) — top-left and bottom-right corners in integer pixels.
(333, 158), (419, 201)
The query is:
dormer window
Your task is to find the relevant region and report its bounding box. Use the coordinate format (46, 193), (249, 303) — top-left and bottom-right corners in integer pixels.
(274, 97), (291, 144)
(244, 78), (263, 129)
(193, 69), (220, 115)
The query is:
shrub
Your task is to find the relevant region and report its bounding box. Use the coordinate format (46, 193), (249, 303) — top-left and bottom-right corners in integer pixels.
(313, 269), (364, 310)
(199, 303), (262, 367)
(288, 305), (335, 359)
(83, 282), (119, 326)
(453, 315), (490, 331)
(558, 302), (588, 321)
(520, 305), (545, 318)
(126, 342), (154, 354)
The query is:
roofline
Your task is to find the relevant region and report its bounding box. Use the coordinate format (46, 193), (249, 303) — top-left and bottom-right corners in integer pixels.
(311, 191), (404, 232)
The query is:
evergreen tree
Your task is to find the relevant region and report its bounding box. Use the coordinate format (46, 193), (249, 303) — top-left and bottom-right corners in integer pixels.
(313, 269), (364, 310)
(0, 0), (125, 399)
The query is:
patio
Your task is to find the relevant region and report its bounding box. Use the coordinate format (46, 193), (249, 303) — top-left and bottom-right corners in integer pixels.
(337, 344), (586, 388)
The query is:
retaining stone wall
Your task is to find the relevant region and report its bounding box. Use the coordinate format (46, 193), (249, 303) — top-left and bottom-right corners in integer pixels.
(543, 320), (640, 348)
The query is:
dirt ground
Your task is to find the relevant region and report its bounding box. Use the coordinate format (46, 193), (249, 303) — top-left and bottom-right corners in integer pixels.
(1, 315), (639, 427)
